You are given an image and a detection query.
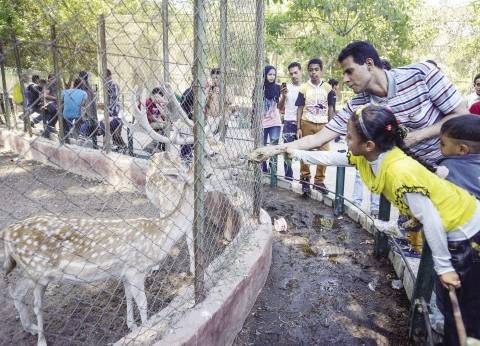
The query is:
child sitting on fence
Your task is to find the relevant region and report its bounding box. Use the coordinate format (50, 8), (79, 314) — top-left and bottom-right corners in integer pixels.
(436, 114), (480, 200)
(251, 105), (480, 344)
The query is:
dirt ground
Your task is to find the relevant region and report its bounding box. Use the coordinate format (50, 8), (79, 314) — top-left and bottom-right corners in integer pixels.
(0, 151), (205, 345)
(234, 187), (410, 346)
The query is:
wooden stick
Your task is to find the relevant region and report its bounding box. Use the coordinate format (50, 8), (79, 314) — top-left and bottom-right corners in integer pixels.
(449, 286), (467, 346)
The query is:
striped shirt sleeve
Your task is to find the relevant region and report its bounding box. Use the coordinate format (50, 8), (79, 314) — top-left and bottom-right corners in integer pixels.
(424, 65), (462, 115)
(325, 94), (369, 135)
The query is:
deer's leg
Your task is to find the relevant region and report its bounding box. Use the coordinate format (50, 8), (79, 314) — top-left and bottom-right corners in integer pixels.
(126, 273), (148, 325)
(224, 211), (234, 241)
(33, 284), (47, 346)
(10, 277), (37, 335)
(123, 279), (136, 330)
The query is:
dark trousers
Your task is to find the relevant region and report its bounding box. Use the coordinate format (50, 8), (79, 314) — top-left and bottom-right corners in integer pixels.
(43, 103), (58, 137)
(282, 121), (297, 180)
(181, 144), (194, 165)
(435, 230), (480, 345)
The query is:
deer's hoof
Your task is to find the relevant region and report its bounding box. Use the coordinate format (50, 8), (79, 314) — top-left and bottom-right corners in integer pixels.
(25, 324), (38, 336)
(127, 321), (138, 331)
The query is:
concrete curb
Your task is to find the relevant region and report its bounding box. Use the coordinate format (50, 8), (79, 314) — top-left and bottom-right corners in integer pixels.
(0, 128), (147, 189)
(0, 128), (274, 346)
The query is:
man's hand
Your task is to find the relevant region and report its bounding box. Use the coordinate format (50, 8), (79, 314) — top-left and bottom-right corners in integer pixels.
(403, 130), (418, 147)
(297, 128), (302, 139)
(285, 146), (296, 160)
(280, 84), (288, 95)
(440, 271), (461, 289)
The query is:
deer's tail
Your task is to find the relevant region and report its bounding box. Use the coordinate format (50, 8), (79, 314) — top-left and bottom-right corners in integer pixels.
(3, 242), (17, 276)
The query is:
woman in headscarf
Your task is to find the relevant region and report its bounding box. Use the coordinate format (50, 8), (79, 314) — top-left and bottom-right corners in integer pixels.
(261, 65), (286, 173)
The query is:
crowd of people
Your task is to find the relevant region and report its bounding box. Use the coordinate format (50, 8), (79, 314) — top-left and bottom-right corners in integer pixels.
(14, 69), (126, 149)
(13, 67), (234, 157)
(253, 40), (480, 345)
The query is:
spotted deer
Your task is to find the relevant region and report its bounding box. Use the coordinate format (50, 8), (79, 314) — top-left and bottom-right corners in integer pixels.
(2, 151), (205, 346)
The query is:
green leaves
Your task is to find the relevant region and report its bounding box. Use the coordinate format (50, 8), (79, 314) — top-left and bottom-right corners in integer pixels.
(266, 0), (418, 76)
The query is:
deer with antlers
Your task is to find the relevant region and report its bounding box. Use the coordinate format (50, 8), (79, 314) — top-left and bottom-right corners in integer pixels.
(2, 85), (249, 346)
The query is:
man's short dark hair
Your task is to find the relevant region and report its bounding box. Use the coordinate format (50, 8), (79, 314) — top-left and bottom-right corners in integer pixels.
(73, 78), (82, 88)
(338, 41), (382, 68)
(307, 58), (323, 70)
(106, 69), (112, 77)
(381, 59), (392, 71)
(287, 62), (301, 70)
(328, 79), (338, 86)
(474, 73), (480, 84)
(32, 75), (40, 83)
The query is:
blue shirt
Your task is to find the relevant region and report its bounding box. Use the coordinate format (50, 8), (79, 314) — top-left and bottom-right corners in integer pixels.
(62, 88), (87, 119)
(438, 154), (480, 200)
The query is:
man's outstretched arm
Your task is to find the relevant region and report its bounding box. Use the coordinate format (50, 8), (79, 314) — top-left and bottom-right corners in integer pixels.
(286, 126), (339, 150)
(250, 126), (339, 162)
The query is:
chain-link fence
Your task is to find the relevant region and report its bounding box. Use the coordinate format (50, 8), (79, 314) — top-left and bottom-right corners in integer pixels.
(0, 0), (265, 344)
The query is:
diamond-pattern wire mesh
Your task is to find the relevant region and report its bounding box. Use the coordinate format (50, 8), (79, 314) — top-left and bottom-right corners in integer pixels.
(0, 0), (261, 344)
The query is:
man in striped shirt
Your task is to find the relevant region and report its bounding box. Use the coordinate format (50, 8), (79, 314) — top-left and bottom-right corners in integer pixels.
(254, 41), (467, 166)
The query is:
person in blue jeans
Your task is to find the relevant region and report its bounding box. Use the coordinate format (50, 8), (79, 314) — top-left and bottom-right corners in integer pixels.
(262, 65), (286, 173)
(282, 62), (303, 180)
(62, 78), (87, 142)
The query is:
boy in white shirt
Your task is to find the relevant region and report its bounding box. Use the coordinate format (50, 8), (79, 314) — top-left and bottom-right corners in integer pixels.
(282, 62), (302, 180)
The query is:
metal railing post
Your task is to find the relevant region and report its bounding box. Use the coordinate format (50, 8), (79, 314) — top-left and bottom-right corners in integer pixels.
(0, 42), (12, 129)
(408, 242), (435, 343)
(374, 194), (391, 257)
(219, 0), (227, 142)
(50, 25), (65, 142)
(98, 15), (111, 153)
(252, 0), (264, 219)
(334, 166), (345, 216)
(162, 0), (172, 151)
(379, 194), (391, 221)
(12, 33), (31, 136)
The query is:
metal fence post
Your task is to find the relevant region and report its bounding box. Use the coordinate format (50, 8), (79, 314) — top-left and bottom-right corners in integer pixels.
(193, 0), (207, 304)
(374, 194), (391, 257)
(50, 25), (65, 143)
(219, 0), (227, 142)
(334, 166), (345, 216)
(162, 0), (172, 151)
(99, 15), (111, 153)
(12, 33), (32, 136)
(252, 0), (264, 219)
(162, 0), (170, 85)
(0, 42), (12, 129)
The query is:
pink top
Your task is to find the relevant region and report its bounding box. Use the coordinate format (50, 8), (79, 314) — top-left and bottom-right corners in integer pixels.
(262, 99), (282, 128)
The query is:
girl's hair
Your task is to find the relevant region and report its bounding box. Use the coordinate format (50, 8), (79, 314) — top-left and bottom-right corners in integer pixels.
(441, 114), (480, 142)
(351, 105), (435, 171)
